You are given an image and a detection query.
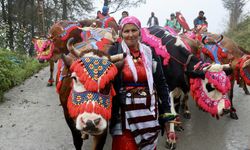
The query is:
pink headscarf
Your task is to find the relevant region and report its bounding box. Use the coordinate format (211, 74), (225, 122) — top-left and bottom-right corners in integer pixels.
(120, 16), (141, 30)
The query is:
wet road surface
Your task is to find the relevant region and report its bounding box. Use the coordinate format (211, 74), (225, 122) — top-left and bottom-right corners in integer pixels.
(0, 66), (250, 150)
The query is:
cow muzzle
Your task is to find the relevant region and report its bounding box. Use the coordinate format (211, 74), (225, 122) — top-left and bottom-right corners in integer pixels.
(76, 113), (107, 135)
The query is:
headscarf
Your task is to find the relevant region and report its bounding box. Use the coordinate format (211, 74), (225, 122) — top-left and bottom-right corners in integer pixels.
(102, 6), (109, 16)
(120, 16), (154, 95)
(120, 16), (141, 31)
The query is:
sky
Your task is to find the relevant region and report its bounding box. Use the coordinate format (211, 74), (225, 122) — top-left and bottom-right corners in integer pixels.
(92, 0), (250, 34)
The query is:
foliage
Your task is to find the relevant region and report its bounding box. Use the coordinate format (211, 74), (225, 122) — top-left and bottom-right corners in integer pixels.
(0, 0), (144, 56)
(106, 0), (146, 14)
(0, 48), (47, 101)
(225, 16), (250, 51)
(222, 0), (247, 30)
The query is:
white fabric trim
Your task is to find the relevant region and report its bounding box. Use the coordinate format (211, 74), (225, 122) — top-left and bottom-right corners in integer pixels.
(121, 40), (154, 95)
(125, 109), (155, 118)
(128, 120), (159, 131)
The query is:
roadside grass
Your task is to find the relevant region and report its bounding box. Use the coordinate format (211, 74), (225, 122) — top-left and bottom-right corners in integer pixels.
(0, 48), (47, 101)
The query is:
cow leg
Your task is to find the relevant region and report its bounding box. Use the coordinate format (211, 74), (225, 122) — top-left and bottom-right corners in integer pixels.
(64, 115), (83, 150)
(92, 129), (107, 150)
(228, 81), (238, 120)
(181, 93), (191, 119)
(47, 61), (55, 86)
(165, 91), (178, 150)
(242, 82), (250, 95)
(59, 77), (83, 150)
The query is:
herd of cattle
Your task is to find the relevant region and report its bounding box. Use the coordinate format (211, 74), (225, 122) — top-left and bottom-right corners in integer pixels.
(32, 17), (250, 150)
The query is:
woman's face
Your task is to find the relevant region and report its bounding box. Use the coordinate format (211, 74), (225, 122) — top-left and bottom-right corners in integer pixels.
(121, 24), (140, 48)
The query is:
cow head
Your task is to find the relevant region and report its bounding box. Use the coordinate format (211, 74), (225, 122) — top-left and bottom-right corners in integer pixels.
(62, 49), (124, 135)
(32, 37), (61, 63)
(48, 21), (83, 54)
(189, 63), (232, 118)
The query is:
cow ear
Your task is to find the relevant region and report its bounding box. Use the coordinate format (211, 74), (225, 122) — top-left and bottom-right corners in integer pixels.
(185, 70), (205, 79)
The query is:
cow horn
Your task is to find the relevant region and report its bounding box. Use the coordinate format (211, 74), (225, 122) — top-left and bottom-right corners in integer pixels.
(67, 38), (80, 58)
(202, 35), (207, 45)
(222, 64), (230, 69)
(110, 53), (126, 63)
(216, 35), (223, 44)
(61, 54), (73, 68)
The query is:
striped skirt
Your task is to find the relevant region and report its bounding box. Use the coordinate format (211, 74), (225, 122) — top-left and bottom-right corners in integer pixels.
(111, 88), (160, 150)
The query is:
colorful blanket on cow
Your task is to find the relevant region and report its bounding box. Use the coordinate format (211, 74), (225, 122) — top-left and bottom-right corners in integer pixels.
(190, 62), (231, 118)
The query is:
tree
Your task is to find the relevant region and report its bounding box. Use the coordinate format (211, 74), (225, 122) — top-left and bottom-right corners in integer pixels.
(104, 0), (146, 14)
(7, 0), (14, 50)
(222, 0), (247, 30)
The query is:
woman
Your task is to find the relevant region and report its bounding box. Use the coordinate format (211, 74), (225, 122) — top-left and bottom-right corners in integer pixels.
(109, 16), (175, 150)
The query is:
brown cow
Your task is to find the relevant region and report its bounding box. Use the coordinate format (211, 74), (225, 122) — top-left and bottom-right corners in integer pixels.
(181, 31), (250, 120)
(33, 18), (119, 86)
(34, 21), (121, 150)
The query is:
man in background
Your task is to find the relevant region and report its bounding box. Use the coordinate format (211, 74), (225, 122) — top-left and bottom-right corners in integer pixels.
(147, 12), (159, 27)
(193, 10), (208, 30)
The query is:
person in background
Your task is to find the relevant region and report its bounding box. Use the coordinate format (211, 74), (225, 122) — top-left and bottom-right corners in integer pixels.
(96, 10), (102, 19)
(102, 5), (110, 17)
(165, 13), (182, 33)
(193, 10), (208, 31)
(147, 12), (159, 27)
(109, 16), (176, 150)
(118, 11), (129, 25)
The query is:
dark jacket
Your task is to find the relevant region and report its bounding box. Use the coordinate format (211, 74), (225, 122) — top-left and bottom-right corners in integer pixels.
(193, 17), (207, 27)
(109, 42), (171, 128)
(147, 16), (159, 27)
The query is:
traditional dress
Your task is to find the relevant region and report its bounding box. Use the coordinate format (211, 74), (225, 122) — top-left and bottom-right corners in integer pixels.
(109, 16), (172, 150)
(111, 42), (170, 150)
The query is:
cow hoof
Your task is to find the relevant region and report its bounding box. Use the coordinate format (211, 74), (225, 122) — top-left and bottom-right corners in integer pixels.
(245, 91), (250, 95)
(81, 133), (89, 140)
(175, 125), (184, 132)
(230, 112), (238, 120)
(47, 82), (53, 86)
(165, 142), (176, 150)
(183, 112), (191, 119)
(223, 109), (230, 115)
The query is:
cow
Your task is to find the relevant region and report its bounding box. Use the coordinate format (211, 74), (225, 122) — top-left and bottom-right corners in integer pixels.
(33, 19), (119, 86)
(38, 20), (122, 150)
(32, 37), (61, 86)
(60, 45), (124, 150)
(181, 31), (250, 120)
(141, 26), (233, 149)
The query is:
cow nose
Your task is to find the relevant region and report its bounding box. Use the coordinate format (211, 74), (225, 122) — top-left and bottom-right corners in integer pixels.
(86, 120), (95, 130)
(94, 118), (101, 125)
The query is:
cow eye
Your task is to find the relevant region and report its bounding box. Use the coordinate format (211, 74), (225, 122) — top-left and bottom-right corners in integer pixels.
(206, 83), (215, 92)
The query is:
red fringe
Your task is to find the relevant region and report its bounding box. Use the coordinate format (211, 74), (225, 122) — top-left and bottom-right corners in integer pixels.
(70, 59), (118, 92)
(67, 91), (112, 120)
(141, 28), (170, 65)
(60, 25), (80, 41)
(56, 59), (63, 93)
(190, 78), (231, 117)
(239, 55), (250, 85)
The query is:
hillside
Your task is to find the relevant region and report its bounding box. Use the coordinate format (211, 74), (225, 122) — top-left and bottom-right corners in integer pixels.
(225, 16), (250, 51)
